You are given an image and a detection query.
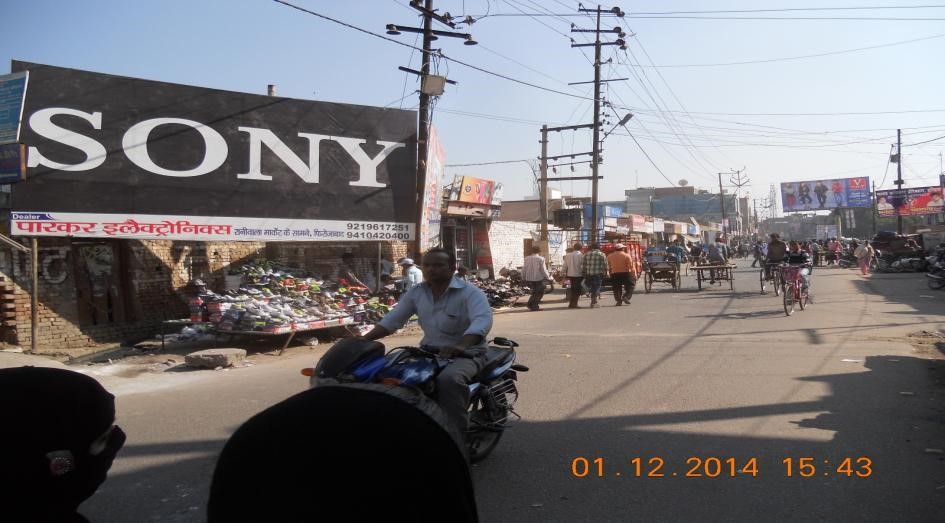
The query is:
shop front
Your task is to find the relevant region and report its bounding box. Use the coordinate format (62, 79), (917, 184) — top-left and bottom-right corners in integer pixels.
(6, 62), (419, 352)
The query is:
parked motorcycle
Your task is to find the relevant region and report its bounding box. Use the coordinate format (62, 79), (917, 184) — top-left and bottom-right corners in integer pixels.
(925, 247), (945, 290)
(875, 252), (928, 273)
(303, 337), (528, 463)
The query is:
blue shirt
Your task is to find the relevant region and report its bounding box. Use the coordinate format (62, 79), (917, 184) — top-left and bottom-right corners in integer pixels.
(378, 276), (493, 350)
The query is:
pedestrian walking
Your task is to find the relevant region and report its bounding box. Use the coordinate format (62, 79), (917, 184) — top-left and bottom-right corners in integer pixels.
(562, 243), (585, 308)
(581, 243), (609, 308)
(811, 240), (822, 267)
(606, 243), (638, 306)
(854, 241), (874, 275)
(523, 246), (550, 311)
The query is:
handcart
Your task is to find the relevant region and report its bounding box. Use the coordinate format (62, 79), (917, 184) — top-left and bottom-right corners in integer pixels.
(692, 263), (736, 291)
(643, 260), (681, 292)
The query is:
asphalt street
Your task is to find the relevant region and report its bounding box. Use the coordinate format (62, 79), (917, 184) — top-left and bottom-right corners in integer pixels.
(53, 261), (945, 522)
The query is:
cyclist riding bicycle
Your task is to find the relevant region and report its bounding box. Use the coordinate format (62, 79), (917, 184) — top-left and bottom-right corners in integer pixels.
(764, 233), (788, 279)
(785, 240), (812, 291)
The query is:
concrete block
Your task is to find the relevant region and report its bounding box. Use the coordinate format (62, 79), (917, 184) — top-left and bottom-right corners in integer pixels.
(185, 348), (247, 369)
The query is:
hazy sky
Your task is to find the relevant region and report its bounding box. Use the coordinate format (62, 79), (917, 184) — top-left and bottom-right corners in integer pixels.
(5, 0), (944, 216)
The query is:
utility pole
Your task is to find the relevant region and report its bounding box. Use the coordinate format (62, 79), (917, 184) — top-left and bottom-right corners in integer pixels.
(753, 199), (759, 237)
(896, 128), (904, 234)
(538, 123), (598, 245)
(386, 1), (477, 255)
(539, 125), (548, 243)
(572, 4), (626, 244)
(728, 168), (749, 238)
(871, 180), (877, 235)
(717, 172), (726, 236)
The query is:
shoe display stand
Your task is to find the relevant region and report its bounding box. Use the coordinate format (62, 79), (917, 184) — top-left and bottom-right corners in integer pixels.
(166, 261), (396, 355)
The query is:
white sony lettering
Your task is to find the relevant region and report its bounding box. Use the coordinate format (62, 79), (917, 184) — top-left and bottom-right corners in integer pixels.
(236, 127), (326, 182)
(122, 118), (227, 177)
(334, 138), (405, 188)
(27, 108), (107, 171)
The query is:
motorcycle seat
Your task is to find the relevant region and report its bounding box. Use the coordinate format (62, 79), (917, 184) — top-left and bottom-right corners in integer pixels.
(474, 347), (515, 381)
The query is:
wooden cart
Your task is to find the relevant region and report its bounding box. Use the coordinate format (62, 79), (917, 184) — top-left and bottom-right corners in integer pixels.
(692, 263), (736, 291)
(643, 261), (681, 292)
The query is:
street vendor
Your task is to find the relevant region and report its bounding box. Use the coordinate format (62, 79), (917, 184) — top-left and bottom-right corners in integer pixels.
(336, 251), (367, 288)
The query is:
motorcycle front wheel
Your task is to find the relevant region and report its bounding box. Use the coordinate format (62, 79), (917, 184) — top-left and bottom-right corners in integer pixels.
(466, 395), (505, 464)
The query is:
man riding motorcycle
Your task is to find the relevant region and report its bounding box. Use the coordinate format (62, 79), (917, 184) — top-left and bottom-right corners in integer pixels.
(358, 247), (493, 433)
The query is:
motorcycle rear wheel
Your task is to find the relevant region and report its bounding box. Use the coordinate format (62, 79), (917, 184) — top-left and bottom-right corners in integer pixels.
(928, 274), (945, 290)
(466, 396), (505, 464)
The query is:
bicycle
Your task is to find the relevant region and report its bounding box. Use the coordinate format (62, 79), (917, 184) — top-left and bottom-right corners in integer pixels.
(759, 261), (783, 296)
(780, 264), (811, 316)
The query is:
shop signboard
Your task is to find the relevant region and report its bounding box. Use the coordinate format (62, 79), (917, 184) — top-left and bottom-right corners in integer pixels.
(780, 176), (870, 212)
(652, 218), (664, 233)
(629, 214), (646, 231)
(876, 186), (944, 217)
(451, 175), (495, 205)
(643, 218), (655, 234)
(604, 217), (619, 228)
(0, 71), (29, 144)
(444, 202), (491, 217)
(0, 143), (27, 184)
(687, 224), (699, 235)
(10, 62), (417, 241)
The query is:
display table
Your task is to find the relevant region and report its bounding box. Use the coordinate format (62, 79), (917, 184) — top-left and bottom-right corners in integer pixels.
(162, 317), (359, 355)
(217, 316), (358, 355)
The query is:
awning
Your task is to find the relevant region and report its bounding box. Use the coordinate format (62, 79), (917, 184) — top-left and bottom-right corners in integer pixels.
(683, 235), (701, 244)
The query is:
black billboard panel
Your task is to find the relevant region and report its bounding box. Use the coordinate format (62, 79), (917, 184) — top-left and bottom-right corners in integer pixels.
(10, 62), (418, 241)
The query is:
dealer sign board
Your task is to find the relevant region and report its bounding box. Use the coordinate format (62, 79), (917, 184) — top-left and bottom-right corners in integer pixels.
(875, 186), (944, 217)
(10, 62), (418, 241)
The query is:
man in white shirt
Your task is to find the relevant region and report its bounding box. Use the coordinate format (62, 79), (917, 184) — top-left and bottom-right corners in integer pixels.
(562, 242), (585, 308)
(523, 246), (550, 311)
(398, 258), (423, 291)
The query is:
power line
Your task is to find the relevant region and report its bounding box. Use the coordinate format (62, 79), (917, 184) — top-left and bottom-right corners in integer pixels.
(627, 15), (945, 21)
(629, 107), (945, 116)
(273, 0), (598, 102)
(905, 133), (945, 147)
(636, 32), (945, 68)
(632, 5), (945, 15)
(446, 158), (532, 167)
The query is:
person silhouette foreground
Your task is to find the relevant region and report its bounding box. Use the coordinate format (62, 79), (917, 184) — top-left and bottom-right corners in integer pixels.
(208, 383), (478, 522)
(0, 367), (126, 523)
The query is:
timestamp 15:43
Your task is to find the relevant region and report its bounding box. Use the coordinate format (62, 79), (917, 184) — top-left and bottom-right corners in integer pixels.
(782, 457), (872, 478)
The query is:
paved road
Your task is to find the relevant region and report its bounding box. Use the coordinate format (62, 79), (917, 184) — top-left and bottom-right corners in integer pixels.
(66, 262), (945, 522)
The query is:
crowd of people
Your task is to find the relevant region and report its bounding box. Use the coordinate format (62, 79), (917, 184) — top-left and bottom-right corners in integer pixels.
(750, 236), (878, 276)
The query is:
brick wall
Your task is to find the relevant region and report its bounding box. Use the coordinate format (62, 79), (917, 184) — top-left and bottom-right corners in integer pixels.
(4, 238), (410, 353)
(488, 221), (579, 272)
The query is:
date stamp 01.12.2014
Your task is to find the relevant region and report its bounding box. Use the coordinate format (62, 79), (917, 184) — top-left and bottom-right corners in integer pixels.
(570, 456), (873, 479)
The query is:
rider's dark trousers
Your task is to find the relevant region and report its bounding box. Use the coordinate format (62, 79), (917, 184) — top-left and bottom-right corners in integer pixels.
(435, 350), (486, 433)
(567, 277), (583, 307)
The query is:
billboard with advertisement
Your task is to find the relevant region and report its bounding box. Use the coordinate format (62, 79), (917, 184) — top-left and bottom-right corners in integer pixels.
(780, 177), (871, 212)
(420, 125), (444, 251)
(876, 186), (945, 217)
(0, 71), (29, 144)
(452, 175), (495, 205)
(10, 62), (418, 242)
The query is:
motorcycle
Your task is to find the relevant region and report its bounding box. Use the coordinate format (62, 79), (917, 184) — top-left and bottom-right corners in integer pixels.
(303, 337), (528, 463)
(925, 248), (945, 290)
(875, 252), (928, 273)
